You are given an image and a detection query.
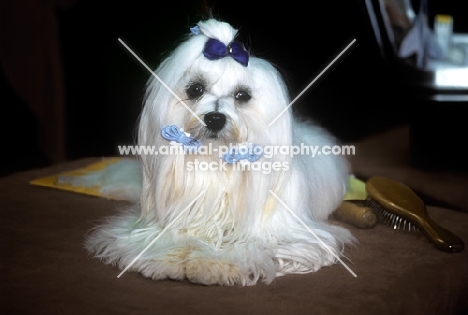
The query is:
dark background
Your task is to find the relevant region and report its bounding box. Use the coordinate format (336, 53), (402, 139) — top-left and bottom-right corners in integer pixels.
(1, 0), (467, 176)
(57, 0), (401, 159)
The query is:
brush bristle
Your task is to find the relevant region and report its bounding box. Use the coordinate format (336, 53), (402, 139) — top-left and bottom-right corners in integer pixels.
(366, 198), (418, 231)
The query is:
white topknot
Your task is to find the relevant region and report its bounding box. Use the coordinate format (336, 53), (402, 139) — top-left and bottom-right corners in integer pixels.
(196, 19), (239, 45)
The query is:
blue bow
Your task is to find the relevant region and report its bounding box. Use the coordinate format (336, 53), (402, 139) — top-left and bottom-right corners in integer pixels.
(161, 125), (202, 151)
(222, 144), (263, 164)
(203, 38), (249, 67)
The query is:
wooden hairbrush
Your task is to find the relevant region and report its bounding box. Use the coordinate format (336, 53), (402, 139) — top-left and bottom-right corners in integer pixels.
(365, 176), (464, 253)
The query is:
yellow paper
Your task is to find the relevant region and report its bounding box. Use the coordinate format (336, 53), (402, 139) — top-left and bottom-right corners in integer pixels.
(29, 157), (124, 200)
(343, 175), (367, 200)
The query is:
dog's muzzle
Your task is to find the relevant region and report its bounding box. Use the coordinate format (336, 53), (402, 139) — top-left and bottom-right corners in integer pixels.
(204, 112), (226, 132)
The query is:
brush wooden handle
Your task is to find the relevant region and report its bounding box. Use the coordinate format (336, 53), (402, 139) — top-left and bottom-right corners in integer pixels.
(366, 176), (465, 253)
(335, 201), (378, 229)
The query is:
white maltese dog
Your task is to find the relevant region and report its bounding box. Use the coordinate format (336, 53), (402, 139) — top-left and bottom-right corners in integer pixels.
(85, 18), (354, 286)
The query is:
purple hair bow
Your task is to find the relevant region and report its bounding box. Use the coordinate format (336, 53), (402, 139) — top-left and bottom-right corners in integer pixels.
(203, 38), (249, 67)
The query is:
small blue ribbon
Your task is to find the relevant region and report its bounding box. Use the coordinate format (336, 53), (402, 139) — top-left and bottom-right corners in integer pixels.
(161, 125), (202, 152)
(222, 144), (263, 164)
(190, 26), (201, 35)
(203, 38), (249, 67)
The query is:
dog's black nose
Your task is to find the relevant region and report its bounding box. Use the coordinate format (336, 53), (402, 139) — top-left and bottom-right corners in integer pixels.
(204, 112), (226, 132)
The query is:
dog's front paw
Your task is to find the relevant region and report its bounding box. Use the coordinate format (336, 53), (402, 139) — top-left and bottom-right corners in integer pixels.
(138, 247), (190, 281)
(185, 257), (251, 286)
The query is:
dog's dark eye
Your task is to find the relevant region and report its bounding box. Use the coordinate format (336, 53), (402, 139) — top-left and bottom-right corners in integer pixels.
(186, 83), (204, 99)
(234, 90), (251, 102)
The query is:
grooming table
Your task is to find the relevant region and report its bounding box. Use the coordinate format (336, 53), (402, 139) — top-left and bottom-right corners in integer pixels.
(1, 125), (467, 315)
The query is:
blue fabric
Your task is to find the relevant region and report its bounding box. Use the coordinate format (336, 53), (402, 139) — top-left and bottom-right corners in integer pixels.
(161, 125), (202, 151)
(222, 144), (263, 164)
(190, 26), (200, 35)
(203, 38), (249, 67)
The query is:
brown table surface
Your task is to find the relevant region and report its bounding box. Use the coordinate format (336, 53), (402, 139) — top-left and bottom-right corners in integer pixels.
(1, 125), (467, 315)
